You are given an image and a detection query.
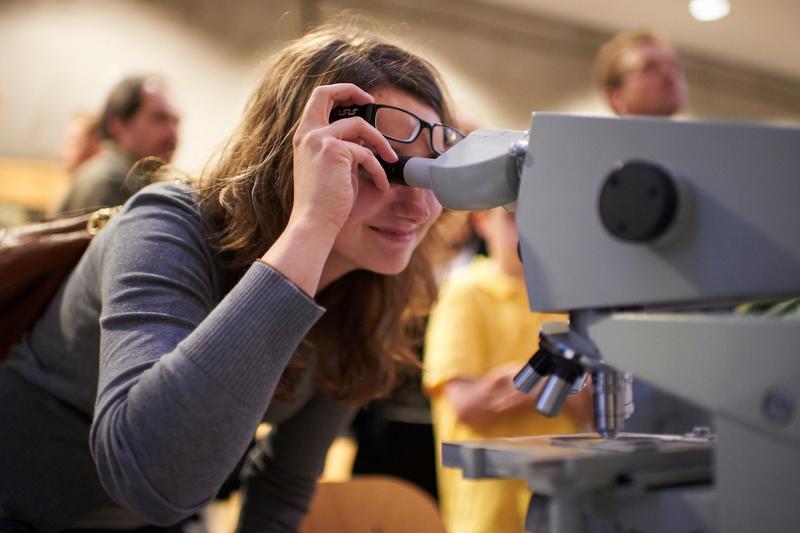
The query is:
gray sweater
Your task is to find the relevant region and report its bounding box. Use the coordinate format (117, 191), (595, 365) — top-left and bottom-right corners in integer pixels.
(0, 182), (354, 532)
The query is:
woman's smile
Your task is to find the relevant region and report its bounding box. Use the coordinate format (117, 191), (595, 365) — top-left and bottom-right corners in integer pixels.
(369, 224), (418, 243)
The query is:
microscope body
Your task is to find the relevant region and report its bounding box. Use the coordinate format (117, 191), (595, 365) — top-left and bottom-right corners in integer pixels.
(414, 113), (800, 532)
(518, 112), (800, 311)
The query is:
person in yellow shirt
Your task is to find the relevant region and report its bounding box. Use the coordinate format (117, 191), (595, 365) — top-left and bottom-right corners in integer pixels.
(423, 207), (592, 533)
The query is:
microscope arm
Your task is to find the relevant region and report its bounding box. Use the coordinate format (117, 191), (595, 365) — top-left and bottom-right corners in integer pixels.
(588, 311), (800, 446)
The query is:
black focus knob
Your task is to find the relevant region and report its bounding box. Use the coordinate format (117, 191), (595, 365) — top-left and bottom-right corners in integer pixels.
(598, 160), (679, 242)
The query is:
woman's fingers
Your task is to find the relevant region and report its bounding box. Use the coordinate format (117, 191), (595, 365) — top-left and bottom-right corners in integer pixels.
(290, 83), (393, 232)
(327, 117), (398, 163)
(350, 144), (390, 192)
(300, 83), (374, 130)
(295, 82), (397, 167)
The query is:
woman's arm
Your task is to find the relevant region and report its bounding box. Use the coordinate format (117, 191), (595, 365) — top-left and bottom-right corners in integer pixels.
(91, 82), (397, 525)
(90, 186), (326, 525)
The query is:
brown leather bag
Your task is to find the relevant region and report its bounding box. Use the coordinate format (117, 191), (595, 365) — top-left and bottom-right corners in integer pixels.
(0, 207), (119, 358)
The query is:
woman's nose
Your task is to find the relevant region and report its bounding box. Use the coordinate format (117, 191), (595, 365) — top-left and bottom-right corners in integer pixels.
(391, 186), (435, 223)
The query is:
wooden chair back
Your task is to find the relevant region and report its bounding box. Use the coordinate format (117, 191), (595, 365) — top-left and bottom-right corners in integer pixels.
(300, 475), (445, 533)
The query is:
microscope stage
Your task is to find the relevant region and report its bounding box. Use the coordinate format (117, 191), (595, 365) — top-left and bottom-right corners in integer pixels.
(442, 433), (712, 493)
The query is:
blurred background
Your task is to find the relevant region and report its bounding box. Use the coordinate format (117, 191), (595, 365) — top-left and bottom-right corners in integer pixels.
(1, 0), (798, 222)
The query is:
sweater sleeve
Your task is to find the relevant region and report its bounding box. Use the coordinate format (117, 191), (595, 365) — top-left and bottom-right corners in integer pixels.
(89, 185), (325, 525)
(235, 394), (357, 533)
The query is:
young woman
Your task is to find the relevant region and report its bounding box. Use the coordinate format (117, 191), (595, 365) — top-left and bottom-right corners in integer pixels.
(0, 22), (463, 532)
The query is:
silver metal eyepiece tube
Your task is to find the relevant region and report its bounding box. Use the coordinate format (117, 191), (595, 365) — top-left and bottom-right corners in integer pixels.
(513, 349), (552, 394)
(536, 374), (573, 417)
(513, 364), (545, 394)
(592, 369), (634, 438)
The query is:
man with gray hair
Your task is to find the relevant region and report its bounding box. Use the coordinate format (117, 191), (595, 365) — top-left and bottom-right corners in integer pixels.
(58, 75), (180, 212)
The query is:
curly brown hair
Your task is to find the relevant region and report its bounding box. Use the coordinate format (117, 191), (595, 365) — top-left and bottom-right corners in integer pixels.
(195, 19), (453, 403)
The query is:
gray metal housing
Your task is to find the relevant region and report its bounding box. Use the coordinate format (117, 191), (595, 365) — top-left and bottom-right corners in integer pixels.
(517, 113), (800, 312)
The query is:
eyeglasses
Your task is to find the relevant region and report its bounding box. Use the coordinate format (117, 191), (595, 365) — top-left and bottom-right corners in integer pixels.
(620, 59), (683, 80)
(329, 103), (465, 155)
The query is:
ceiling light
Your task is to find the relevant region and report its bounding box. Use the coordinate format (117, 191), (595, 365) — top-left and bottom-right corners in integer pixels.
(689, 0), (731, 21)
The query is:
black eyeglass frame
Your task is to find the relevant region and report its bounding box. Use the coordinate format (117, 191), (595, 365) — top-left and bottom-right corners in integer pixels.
(329, 103), (465, 155)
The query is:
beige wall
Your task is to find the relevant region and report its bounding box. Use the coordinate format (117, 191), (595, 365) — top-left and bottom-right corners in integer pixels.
(1, 0), (799, 175)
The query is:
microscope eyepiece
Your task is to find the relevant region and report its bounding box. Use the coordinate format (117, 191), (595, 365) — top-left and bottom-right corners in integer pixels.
(378, 156), (411, 185)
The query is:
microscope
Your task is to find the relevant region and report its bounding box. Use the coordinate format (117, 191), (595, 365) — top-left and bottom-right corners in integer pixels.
(392, 113), (800, 532)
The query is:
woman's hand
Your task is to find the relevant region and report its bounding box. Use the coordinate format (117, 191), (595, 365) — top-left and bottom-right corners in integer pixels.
(290, 83), (398, 237)
(259, 83), (397, 297)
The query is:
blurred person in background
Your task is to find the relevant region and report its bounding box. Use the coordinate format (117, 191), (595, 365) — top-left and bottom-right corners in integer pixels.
(595, 30), (687, 117)
(57, 111), (102, 173)
(58, 75), (180, 212)
(594, 31), (711, 435)
(423, 207), (593, 533)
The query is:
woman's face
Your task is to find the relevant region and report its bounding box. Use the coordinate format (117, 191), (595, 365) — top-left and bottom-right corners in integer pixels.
(324, 87), (443, 282)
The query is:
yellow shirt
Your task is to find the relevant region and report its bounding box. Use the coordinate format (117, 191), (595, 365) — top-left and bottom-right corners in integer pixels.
(423, 256), (579, 533)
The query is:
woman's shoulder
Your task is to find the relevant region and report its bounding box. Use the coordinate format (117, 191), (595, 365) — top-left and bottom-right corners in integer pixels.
(88, 178), (225, 294)
(118, 180), (207, 229)
(99, 180), (210, 254)
(128, 179), (199, 210)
